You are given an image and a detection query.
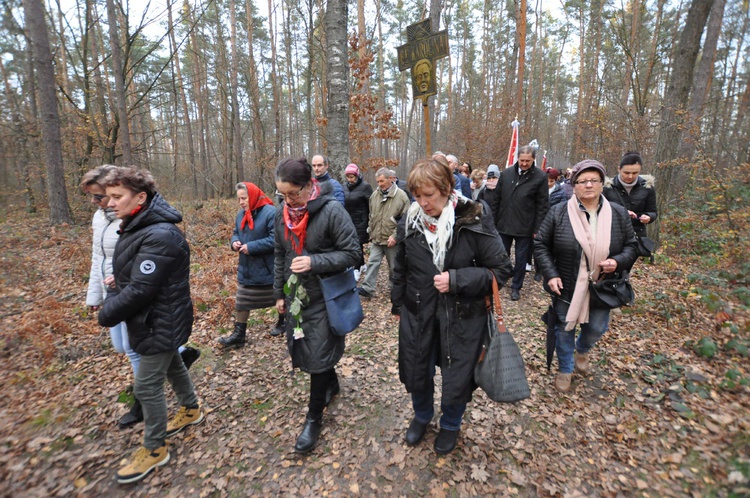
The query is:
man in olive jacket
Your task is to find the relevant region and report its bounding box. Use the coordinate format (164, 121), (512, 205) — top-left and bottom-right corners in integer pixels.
(492, 145), (549, 301)
(359, 167), (410, 298)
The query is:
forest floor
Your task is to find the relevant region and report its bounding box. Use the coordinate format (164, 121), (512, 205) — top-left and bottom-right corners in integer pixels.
(0, 200), (748, 497)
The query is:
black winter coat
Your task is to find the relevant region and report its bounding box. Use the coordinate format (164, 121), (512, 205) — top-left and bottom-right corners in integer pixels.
(344, 176), (373, 245)
(492, 164), (549, 237)
(602, 175), (658, 236)
(392, 200), (513, 405)
(476, 186), (500, 226)
(98, 193), (193, 355)
(534, 197), (639, 303)
(273, 182), (361, 374)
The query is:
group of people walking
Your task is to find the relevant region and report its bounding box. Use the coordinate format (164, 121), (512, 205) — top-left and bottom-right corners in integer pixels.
(82, 150), (657, 483)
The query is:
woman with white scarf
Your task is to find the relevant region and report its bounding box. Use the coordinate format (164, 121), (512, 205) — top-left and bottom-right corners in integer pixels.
(391, 158), (512, 455)
(535, 160), (638, 393)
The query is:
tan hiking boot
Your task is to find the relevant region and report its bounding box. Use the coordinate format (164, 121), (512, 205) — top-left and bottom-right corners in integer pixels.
(166, 405), (204, 437)
(574, 351), (590, 374)
(555, 373), (573, 393)
(116, 445), (170, 484)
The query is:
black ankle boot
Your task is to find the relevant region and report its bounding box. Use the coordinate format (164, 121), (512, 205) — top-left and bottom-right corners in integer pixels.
(119, 397), (144, 429)
(218, 322), (247, 347)
(270, 315), (284, 336)
(294, 416), (322, 454)
(434, 428), (459, 454)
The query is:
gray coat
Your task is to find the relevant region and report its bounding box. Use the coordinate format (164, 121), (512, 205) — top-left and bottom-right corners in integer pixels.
(273, 182), (361, 373)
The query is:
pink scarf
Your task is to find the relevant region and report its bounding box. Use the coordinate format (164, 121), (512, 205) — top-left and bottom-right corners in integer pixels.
(565, 195), (612, 330)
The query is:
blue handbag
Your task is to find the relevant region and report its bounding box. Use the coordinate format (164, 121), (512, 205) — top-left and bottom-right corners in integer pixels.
(318, 268), (364, 336)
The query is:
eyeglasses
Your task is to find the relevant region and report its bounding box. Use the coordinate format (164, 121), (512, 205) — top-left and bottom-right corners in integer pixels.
(90, 193), (107, 201)
(275, 185), (305, 200)
(574, 178), (603, 186)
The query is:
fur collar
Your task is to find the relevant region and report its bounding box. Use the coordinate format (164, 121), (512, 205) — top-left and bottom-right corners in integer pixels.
(605, 174), (655, 189)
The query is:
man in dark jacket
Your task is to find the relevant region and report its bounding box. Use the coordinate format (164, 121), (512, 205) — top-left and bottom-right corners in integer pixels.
(312, 154), (345, 205)
(99, 167), (202, 484)
(447, 154), (472, 198)
(492, 145), (549, 301)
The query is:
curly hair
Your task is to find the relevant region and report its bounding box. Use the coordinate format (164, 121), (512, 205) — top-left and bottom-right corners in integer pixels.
(102, 166), (157, 197)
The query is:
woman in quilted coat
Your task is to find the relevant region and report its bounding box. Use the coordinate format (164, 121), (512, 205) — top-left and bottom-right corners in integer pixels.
(273, 157), (361, 454)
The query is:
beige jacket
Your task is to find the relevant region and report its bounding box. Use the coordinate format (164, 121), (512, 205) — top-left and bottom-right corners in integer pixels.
(367, 185), (410, 245)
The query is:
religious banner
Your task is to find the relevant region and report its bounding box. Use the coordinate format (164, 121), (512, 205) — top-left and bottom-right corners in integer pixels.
(505, 118), (520, 168)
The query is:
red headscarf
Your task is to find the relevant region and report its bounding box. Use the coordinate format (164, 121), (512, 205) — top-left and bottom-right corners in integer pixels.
(240, 182), (274, 230)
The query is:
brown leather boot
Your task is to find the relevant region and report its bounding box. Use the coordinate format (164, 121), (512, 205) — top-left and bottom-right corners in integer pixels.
(574, 352), (590, 374)
(555, 373), (572, 393)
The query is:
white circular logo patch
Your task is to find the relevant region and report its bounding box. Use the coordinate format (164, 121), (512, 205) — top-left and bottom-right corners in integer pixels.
(140, 260), (156, 274)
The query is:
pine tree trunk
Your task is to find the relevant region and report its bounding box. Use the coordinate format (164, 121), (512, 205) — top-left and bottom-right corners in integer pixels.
(104, 0), (132, 165)
(24, 0), (73, 224)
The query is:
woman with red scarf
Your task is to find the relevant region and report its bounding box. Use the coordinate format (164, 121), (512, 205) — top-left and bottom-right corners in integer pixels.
(218, 182), (279, 347)
(273, 157), (361, 454)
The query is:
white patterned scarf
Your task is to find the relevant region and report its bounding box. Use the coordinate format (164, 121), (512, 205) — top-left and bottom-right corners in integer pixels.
(406, 190), (464, 271)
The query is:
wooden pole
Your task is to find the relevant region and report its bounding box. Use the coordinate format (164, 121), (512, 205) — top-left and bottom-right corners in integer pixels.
(423, 98), (431, 156)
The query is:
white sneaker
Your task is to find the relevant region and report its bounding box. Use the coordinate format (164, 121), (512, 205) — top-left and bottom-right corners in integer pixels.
(525, 264), (533, 272)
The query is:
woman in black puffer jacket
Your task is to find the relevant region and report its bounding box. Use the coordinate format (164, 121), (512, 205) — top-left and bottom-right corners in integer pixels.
(603, 151), (658, 237)
(98, 167), (202, 484)
(535, 160), (638, 395)
(343, 163), (373, 275)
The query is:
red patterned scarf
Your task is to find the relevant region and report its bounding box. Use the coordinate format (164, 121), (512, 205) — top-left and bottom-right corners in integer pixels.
(282, 181), (320, 254)
(240, 182), (274, 230)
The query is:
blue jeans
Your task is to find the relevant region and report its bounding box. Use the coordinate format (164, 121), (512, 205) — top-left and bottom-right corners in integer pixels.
(360, 243), (398, 295)
(410, 346), (467, 431)
(110, 322), (140, 376)
(553, 298), (610, 374)
(499, 234), (533, 290)
(135, 350), (199, 449)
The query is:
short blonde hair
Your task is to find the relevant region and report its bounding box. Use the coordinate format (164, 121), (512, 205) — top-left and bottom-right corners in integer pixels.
(407, 158), (455, 197)
(80, 165), (118, 191)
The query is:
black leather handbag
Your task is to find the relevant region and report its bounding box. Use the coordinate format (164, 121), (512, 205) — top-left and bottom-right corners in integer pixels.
(589, 271), (635, 309)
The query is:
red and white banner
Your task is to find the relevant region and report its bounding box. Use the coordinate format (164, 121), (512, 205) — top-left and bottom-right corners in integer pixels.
(505, 119), (520, 168)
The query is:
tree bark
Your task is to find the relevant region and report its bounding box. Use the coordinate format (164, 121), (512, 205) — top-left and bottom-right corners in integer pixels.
(229, 0), (244, 182)
(653, 0), (714, 231)
(105, 0), (132, 165)
(679, 0), (726, 161)
(24, 0), (73, 223)
(324, 0), (349, 176)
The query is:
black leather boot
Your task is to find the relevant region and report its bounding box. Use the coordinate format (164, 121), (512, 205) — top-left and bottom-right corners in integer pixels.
(270, 314), (284, 336)
(119, 397), (144, 429)
(324, 380), (340, 407)
(218, 322), (247, 347)
(294, 416), (322, 454)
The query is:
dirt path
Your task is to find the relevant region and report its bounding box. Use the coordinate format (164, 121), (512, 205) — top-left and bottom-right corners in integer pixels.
(1, 207), (747, 497)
